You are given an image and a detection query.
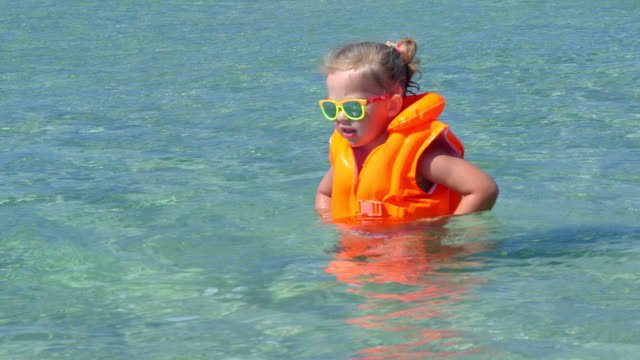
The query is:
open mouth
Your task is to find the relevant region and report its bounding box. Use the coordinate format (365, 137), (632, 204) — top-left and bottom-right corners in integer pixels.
(341, 128), (357, 135)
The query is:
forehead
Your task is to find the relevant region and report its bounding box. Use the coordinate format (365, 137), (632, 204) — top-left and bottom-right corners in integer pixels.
(326, 69), (381, 98)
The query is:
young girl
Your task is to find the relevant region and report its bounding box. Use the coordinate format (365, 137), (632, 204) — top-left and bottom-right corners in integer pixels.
(315, 38), (499, 222)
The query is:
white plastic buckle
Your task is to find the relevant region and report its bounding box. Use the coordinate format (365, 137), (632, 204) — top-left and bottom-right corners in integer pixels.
(358, 200), (383, 217)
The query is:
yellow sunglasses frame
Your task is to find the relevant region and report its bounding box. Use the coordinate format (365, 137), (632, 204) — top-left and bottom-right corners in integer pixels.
(318, 93), (391, 121)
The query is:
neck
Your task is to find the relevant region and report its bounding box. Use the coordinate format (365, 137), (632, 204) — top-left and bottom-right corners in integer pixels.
(352, 131), (389, 173)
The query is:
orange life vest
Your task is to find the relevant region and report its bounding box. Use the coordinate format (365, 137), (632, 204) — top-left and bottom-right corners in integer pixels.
(329, 92), (465, 222)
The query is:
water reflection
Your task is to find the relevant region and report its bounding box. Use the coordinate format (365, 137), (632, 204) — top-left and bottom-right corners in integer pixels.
(325, 219), (493, 359)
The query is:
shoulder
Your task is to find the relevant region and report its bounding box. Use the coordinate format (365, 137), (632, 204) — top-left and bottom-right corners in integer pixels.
(417, 133), (463, 179)
(423, 133), (462, 160)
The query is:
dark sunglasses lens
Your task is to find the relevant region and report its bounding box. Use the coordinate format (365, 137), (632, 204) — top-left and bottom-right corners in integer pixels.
(342, 101), (363, 119)
(321, 102), (338, 119)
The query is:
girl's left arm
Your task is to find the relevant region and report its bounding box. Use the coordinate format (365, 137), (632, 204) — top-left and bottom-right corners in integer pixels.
(418, 139), (499, 216)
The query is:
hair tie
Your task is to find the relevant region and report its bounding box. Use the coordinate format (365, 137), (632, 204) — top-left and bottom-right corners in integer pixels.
(385, 41), (397, 49)
(385, 41), (404, 54)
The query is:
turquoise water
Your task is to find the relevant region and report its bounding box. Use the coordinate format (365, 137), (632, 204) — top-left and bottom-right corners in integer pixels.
(2, 0), (639, 358)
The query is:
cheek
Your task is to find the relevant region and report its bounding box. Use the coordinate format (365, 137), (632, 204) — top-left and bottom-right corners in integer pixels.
(358, 111), (389, 138)
(367, 106), (391, 128)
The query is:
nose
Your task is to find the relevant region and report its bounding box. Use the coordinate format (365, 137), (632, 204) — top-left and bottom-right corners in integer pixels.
(335, 108), (350, 123)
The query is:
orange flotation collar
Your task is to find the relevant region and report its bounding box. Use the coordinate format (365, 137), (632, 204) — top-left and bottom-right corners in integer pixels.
(329, 92), (464, 222)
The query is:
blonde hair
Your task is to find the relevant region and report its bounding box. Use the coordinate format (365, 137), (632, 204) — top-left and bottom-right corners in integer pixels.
(322, 37), (421, 96)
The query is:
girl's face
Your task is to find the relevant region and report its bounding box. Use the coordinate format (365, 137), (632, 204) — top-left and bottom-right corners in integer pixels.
(325, 70), (399, 150)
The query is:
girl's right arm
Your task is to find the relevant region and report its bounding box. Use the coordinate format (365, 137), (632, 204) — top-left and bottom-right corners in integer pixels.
(315, 167), (333, 214)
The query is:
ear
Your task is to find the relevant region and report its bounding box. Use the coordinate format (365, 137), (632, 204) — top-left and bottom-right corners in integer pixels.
(388, 93), (404, 118)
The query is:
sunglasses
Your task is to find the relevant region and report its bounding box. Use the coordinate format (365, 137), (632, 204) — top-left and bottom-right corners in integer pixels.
(318, 93), (391, 121)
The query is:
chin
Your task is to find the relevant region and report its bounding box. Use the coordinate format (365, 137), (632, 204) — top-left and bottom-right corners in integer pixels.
(345, 138), (365, 148)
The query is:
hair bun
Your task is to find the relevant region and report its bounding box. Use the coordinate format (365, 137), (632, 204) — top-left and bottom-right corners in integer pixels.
(394, 37), (418, 64)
